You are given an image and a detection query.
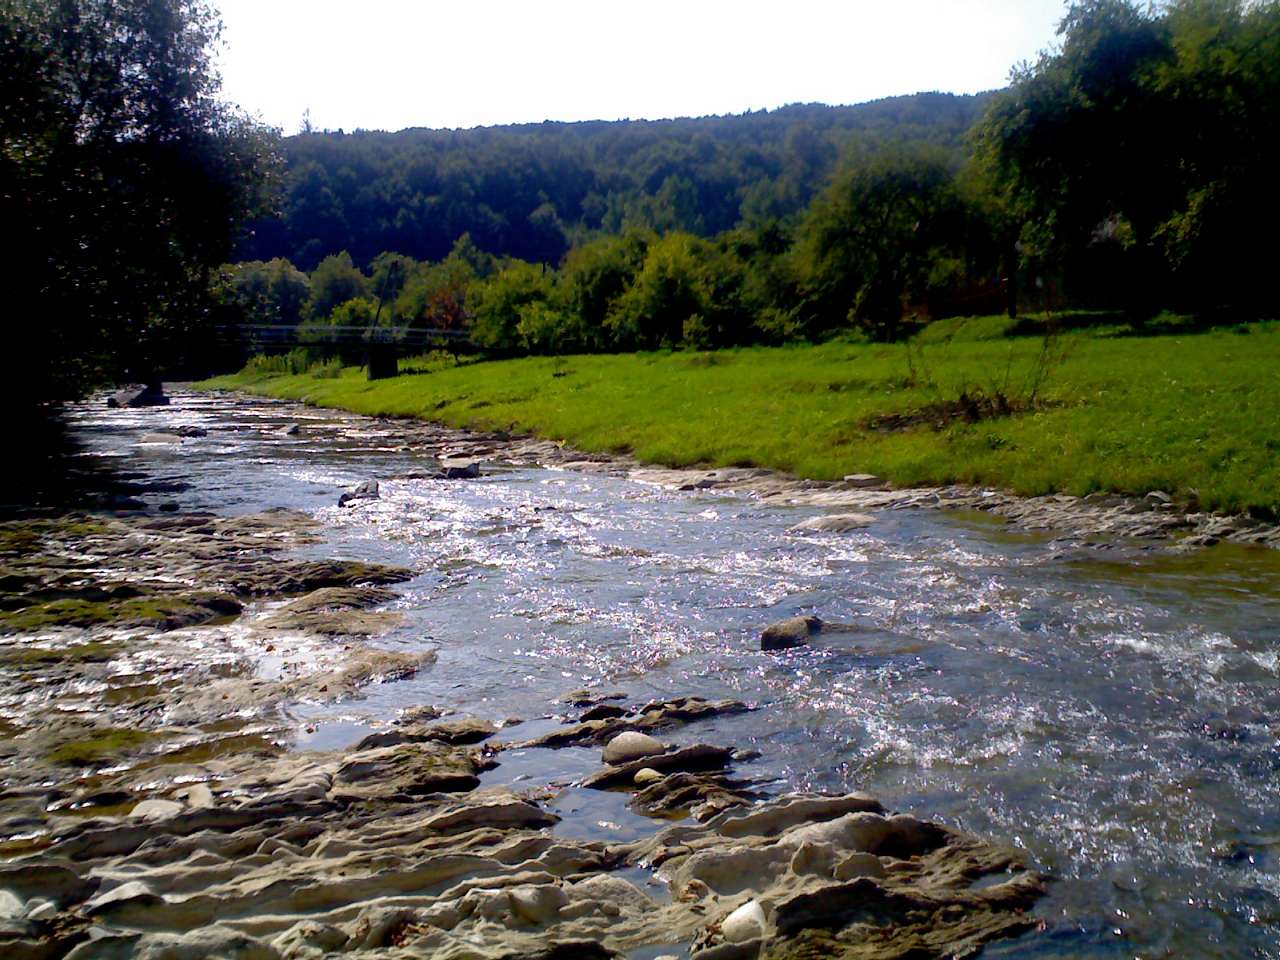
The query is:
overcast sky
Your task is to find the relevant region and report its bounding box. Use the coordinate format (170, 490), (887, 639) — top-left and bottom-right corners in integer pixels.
(213, 0), (1069, 134)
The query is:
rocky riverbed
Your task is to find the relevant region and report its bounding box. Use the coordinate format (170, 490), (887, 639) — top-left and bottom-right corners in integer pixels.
(0, 507), (1044, 959)
(458, 436), (1280, 554)
(4, 388), (1279, 958)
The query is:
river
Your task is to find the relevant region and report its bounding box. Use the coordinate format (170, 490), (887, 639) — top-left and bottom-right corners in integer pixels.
(64, 389), (1280, 958)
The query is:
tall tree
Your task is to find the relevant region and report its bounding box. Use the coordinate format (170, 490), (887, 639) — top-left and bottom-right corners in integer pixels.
(794, 147), (964, 340)
(973, 0), (1280, 313)
(1, 0), (279, 401)
(305, 251), (366, 322)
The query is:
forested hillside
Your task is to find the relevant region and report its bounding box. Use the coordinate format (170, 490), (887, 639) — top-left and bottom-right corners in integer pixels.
(222, 0), (1279, 364)
(235, 94), (990, 270)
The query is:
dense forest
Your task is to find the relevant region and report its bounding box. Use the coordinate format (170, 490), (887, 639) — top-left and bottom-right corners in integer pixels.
(6, 0), (1279, 401)
(235, 94), (991, 270)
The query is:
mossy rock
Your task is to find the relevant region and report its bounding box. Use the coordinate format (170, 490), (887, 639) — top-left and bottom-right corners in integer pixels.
(0, 639), (121, 666)
(0, 591), (242, 633)
(47, 727), (159, 766)
(0, 517), (108, 558)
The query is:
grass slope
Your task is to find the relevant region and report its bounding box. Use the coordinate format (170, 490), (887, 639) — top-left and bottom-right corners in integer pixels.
(198, 319), (1280, 515)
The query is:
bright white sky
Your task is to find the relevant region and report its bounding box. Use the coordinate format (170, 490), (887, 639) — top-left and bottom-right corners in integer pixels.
(214, 0), (1069, 134)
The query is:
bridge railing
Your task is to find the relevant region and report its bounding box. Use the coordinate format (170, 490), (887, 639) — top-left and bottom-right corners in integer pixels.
(212, 324), (471, 348)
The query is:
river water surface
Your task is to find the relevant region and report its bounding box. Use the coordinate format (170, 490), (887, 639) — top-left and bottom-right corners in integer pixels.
(66, 390), (1280, 958)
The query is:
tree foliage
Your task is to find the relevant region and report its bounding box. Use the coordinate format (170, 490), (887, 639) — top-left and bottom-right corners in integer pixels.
(219, 259), (309, 326)
(973, 0), (1280, 313)
(468, 261), (555, 354)
(795, 148), (967, 340)
(2, 0), (279, 399)
(305, 251), (367, 321)
(236, 95), (990, 271)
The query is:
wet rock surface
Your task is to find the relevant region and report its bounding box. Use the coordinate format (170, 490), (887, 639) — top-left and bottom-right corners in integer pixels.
(0, 714), (1044, 960)
(516, 696), (754, 750)
(338, 479), (381, 507)
(0, 503), (1046, 959)
(760, 616), (823, 652)
(0, 508), (427, 836)
(262, 586), (403, 636)
(107, 384), (169, 409)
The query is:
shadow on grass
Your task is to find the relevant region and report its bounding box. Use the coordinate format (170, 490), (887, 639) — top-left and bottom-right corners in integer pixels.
(987, 309), (1274, 340)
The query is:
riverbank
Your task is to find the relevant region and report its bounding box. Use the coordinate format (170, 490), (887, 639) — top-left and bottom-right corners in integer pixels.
(198, 321), (1280, 550)
(199, 318), (1280, 519)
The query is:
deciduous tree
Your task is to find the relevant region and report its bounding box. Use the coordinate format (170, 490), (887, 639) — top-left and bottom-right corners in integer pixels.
(2, 0), (279, 400)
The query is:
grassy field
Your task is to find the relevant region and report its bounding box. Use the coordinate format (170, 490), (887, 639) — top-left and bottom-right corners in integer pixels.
(198, 316), (1280, 516)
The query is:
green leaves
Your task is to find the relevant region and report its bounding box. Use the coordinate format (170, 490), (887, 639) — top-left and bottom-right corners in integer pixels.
(3, 0), (279, 397)
(794, 147), (969, 340)
(972, 0), (1280, 313)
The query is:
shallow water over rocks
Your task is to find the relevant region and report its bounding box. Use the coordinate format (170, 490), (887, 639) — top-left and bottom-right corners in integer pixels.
(47, 389), (1280, 957)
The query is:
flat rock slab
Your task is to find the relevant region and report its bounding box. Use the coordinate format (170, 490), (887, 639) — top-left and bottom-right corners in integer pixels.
(224, 559), (413, 597)
(333, 742), (488, 800)
(560, 689), (628, 707)
(262, 585), (401, 635)
(356, 717), (498, 751)
(790, 513), (877, 533)
(630, 771), (761, 822)
(583, 744), (735, 789)
(843, 473), (886, 489)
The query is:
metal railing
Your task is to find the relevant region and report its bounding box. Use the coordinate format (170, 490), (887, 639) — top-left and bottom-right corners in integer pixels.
(213, 324), (470, 348)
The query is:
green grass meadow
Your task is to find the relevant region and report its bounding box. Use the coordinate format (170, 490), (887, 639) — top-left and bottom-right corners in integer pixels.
(199, 318), (1280, 515)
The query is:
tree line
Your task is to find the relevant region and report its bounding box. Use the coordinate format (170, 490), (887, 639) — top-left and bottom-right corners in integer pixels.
(7, 0), (1278, 405)
(222, 143), (998, 355)
(225, 0), (1280, 360)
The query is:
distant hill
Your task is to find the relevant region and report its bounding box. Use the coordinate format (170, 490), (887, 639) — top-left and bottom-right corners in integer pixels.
(236, 92), (994, 270)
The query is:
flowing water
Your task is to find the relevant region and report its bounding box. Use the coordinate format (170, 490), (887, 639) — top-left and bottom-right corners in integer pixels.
(64, 390), (1280, 958)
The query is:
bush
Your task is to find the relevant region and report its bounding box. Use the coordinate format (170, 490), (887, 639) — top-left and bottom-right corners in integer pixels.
(245, 348), (312, 376)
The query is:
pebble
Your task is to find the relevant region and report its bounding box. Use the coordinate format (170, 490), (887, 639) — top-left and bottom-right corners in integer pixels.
(722, 898), (767, 943)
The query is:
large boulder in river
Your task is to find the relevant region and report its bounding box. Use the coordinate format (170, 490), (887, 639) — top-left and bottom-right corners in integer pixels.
(338, 479), (380, 507)
(439, 460), (481, 480)
(108, 384), (169, 408)
(761, 615), (823, 652)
